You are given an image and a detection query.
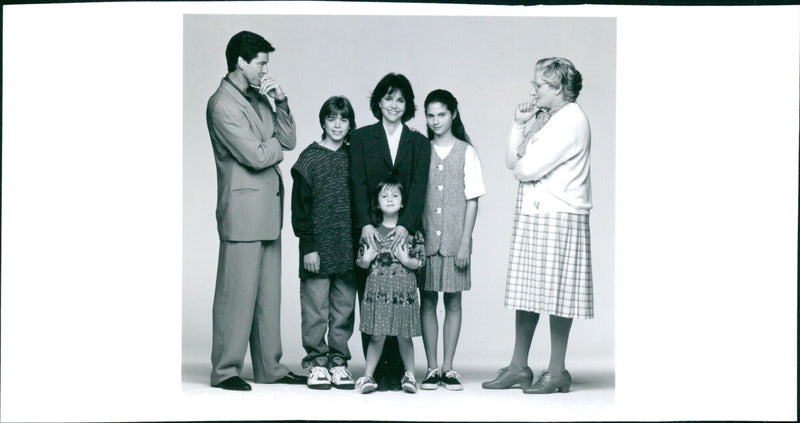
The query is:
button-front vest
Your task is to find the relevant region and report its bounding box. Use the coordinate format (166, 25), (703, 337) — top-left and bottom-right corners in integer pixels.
(423, 140), (468, 256)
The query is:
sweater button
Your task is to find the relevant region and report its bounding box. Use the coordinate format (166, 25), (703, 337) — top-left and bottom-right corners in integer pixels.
(438, 164), (444, 171)
(437, 185), (443, 191)
(436, 208), (442, 214)
(435, 230), (441, 236)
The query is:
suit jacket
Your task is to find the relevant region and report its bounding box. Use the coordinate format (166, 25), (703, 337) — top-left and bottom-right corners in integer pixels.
(350, 122), (431, 233)
(206, 78), (296, 241)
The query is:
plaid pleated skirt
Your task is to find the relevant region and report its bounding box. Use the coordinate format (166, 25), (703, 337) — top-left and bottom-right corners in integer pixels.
(504, 188), (594, 319)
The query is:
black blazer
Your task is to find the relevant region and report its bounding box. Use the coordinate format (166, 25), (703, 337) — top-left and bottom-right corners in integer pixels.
(350, 122), (431, 233)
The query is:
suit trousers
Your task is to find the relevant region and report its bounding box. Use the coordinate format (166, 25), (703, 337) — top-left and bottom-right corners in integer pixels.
(211, 239), (290, 385)
(300, 271), (356, 369)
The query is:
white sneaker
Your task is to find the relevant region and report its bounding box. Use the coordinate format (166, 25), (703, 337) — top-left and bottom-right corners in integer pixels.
(401, 371), (417, 393)
(330, 366), (355, 390)
(307, 366), (331, 390)
(355, 376), (377, 394)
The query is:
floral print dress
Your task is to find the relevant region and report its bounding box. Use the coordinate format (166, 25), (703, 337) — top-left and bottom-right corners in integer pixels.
(359, 225), (425, 338)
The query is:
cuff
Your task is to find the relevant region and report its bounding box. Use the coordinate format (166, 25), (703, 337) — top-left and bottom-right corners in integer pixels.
(299, 237), (315, 255)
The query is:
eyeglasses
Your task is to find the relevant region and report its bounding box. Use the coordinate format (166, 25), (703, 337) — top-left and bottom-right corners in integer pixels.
(531, 81), (548, 91)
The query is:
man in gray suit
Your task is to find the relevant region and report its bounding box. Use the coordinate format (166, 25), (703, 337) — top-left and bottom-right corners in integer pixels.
(206, 30), (305, 391)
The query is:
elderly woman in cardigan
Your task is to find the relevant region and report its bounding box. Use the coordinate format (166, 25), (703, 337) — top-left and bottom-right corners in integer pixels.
(482, 57), (593, 394)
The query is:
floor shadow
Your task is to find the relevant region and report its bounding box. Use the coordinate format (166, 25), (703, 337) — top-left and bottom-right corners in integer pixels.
(183, 355), (614, 393)
(570, 368), (615, 390)
(455, 364), (615, 392)
(182, 361), (210, 386)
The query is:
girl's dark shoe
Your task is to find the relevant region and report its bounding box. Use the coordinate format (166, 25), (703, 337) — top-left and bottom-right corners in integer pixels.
(441, 370), (463, 391)
(523, 370), (572, 394)
(420, 368), (441, 390)
(481, 366), (533, 389)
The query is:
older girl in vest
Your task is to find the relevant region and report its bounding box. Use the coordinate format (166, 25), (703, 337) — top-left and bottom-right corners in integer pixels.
(419, 90), (485, 391)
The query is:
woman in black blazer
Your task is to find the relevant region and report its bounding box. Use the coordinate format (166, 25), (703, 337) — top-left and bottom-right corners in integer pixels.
(350, 73), (431, 390)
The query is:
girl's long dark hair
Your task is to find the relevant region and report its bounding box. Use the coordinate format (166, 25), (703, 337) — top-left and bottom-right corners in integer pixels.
(424, 89), (470, 144)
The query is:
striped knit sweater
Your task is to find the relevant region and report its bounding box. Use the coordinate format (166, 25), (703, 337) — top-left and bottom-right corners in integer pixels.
(291, 142), (354, 278)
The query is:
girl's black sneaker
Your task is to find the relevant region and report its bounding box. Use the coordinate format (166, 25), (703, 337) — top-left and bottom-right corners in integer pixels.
(420, 368), (441, 390)
(441, 369), (463, 391)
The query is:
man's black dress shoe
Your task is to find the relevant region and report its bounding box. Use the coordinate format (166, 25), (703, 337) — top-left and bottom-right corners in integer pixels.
(213, 376), (252, 391)
(271, 371), (307, 385)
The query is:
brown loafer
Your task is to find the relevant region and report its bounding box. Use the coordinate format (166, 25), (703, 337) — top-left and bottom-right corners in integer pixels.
(481, 366), (533, 389)
(523, 370), (572, 394)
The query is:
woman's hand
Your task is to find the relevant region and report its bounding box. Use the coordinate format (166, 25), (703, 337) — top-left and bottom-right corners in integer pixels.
(303, 252), (320, 274)
(360, 225), (379, 249)
(454, 241), (471, 269)
(362, 243), (378, 264)
(394, 243), (412, 267)
(514, 101), (537, 126)
(388, 225), (409, 250)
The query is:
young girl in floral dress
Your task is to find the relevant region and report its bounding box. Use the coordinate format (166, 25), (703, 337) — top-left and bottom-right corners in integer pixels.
(355, 177), (425, 394)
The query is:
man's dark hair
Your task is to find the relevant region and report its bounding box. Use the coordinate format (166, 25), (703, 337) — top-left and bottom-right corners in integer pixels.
(225, 31), (275, 72)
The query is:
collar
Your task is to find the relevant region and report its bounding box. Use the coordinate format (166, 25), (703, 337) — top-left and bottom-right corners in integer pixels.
(224, 75), (258, 101)
(543, 101), (570, 117)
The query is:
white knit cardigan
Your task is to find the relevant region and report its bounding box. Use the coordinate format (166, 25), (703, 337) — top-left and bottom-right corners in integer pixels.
(505, 102), (592, 215)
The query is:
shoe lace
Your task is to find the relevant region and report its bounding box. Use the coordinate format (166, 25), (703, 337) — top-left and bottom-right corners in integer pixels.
(332, 366), (352, 381)
(425, 368), (440, 380)
(444, 370), (461, 380)
(403, 371), (416, 383)
(310, 366), (329, 380)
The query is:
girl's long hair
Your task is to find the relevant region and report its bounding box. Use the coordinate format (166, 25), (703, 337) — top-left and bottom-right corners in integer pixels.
(424, 89), (471, 144)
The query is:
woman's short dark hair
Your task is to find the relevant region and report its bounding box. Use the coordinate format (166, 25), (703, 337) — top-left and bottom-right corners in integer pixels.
(318, 96), (357, 143)
(370, 175), (406, 225)
(535, 57), (583, 102)
(424, 89), (471, 144)
(225, 31), (275, 73)
(368, 73), (417, 123)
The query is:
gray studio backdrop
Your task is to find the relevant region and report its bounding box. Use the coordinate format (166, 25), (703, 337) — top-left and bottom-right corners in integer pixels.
(183, 14), (615, 374)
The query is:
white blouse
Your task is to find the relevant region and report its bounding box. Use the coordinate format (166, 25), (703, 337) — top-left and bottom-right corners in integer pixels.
(385, 123), (403, 164)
